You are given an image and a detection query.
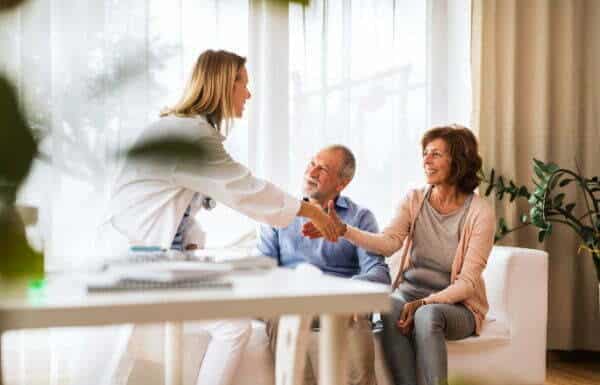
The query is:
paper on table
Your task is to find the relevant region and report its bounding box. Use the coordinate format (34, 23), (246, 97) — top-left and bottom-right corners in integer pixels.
(191, 248), (276, 269)
(105, 261), (233, 282)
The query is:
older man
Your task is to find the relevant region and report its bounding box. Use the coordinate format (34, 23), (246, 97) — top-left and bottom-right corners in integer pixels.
(258, 144), (390, 385)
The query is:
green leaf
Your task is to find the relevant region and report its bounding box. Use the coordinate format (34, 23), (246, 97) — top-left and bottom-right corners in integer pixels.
(545, 222), (553, 237)
(533, 158), (546, 170)
(495, 176), (505, 200)
(125, 137), (211, 163)
(550, 174), (560, 189)
(581, 227), (596, 245)
(498, 176), (505, 189)
(533, 162), (550, 183)
(0, 0), (28, 11)
(534, 186), (545, 199)
(0, 208), (44, 280)
(498, 217), (508, 232)
(519, 186), (530, 198)
(528, 194), (540, 206)
(530, 207), (545, 228)
(0, 76), (37, 200)
(553, 193), (565, 207)
(559, 178), (574, 187)
(546, 162), (560, 174)
(538, 229), (547, 243)
(485, 169), (496, 197)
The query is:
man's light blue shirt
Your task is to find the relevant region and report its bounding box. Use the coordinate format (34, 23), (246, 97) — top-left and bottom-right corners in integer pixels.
(257, 196), (391, 285)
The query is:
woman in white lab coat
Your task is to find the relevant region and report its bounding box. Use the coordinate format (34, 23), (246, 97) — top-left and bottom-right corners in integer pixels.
(98, 49), (338, 385)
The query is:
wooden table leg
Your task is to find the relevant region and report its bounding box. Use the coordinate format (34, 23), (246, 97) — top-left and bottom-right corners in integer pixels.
(318, 314), (348, 385)
(275, 315), (312, 385)
(164, 322), (183, 385)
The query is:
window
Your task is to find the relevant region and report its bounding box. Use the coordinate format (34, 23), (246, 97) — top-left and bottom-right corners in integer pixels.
(3, 0), (470, 266)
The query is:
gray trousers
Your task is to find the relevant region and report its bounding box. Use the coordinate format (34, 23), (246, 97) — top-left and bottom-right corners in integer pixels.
(381, 290), (475, 385)
(266, 316), (377, 385)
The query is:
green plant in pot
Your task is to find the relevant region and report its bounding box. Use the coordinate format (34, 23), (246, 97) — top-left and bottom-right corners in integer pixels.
(481, 159), (600, 282)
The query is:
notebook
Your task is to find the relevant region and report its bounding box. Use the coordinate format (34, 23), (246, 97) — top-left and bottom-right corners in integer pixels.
(90, 248), (236, 292)
(101, 247), (276, 271)
(87, 277), (232, 293)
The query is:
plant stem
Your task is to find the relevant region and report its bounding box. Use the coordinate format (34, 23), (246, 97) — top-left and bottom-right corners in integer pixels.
(502, 222), (532, 236)
(571, 165), (600, 222)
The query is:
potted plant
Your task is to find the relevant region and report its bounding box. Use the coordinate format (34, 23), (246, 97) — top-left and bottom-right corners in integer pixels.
(481, 159), (600, 298)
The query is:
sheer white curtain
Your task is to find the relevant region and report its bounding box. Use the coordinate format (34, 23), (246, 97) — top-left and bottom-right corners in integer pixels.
(1, 0), (470, 383)
(3, 0), (470, 268)
(1, 0), (250, 271)
(250, 0), (472, 228)
(1, 1), (249, 384)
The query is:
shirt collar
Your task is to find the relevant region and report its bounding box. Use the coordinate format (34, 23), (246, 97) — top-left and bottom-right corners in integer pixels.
(302, 195), (349, 210)
(334, 195), (349, 209)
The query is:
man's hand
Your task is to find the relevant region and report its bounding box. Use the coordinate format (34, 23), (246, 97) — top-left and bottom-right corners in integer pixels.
(396, 299), (426, 335)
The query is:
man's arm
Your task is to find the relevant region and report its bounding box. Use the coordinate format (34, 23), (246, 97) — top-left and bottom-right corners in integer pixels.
(352, 210), (391, 285)
(256, 224), (281, 265)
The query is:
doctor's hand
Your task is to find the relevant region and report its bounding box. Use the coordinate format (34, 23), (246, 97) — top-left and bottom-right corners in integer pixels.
(302, 200), (347, 240)
(298, 201), (339, 242)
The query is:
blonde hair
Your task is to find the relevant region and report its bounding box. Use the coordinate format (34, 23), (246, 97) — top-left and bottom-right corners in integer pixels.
(161, 50), (246, 133)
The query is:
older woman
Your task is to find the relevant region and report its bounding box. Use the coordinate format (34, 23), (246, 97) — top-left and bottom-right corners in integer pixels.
(303, 125), (495, 385)
(98, 50), (338, 385)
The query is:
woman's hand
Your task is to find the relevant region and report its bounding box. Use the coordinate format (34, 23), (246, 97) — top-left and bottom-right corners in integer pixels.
(396, 299), (426, 335)
(311, 208), (339, 242)
(302, 200), (347, 239)
(299, 200), (339, 242)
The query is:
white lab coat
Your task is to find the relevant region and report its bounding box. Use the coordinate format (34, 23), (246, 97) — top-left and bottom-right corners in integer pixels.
(96, 115), (301, 385)
(97, 114), (300, 256)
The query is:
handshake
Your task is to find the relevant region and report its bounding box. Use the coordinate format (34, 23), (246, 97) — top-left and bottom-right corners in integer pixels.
(302, 200), (348, 242)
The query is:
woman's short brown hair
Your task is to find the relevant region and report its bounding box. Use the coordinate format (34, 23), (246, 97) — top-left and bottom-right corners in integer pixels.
(421, 124), (482, 193)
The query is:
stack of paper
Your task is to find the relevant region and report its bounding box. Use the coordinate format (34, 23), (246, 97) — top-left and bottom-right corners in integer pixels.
(105, 261), (233, 282)
(88, 247), (276, 292)
(87, 261), (233, 293)
(191, 248), (277, 270)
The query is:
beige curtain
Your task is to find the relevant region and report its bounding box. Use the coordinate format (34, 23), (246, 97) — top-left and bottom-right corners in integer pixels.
(471, 0), (600, 350)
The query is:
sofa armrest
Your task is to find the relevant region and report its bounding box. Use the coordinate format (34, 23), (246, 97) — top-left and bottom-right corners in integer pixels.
(484, 246), (548, 345)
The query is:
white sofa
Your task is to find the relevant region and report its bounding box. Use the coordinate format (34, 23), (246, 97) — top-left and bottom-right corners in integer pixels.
(121, 245), (549, 385)
(443, 246), (548, 385)
(1, 246), (548, 385)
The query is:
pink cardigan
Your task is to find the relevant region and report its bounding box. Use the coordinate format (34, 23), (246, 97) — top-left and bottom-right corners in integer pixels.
(345, 186), (496, 334)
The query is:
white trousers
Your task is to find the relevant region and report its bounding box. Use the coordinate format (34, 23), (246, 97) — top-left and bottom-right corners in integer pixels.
(191, 319), (252, 385)
(114, 319), (251, 385)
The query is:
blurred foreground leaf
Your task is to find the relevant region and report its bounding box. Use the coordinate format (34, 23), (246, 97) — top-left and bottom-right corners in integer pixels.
(0, 208), (43, 280)
(125, 137), (211, 163)
(0, 76), (37, 203)
(0, 0), (27, 11)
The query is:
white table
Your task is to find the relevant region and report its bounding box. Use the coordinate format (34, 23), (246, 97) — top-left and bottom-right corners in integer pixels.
(0, 268), (390, 385)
